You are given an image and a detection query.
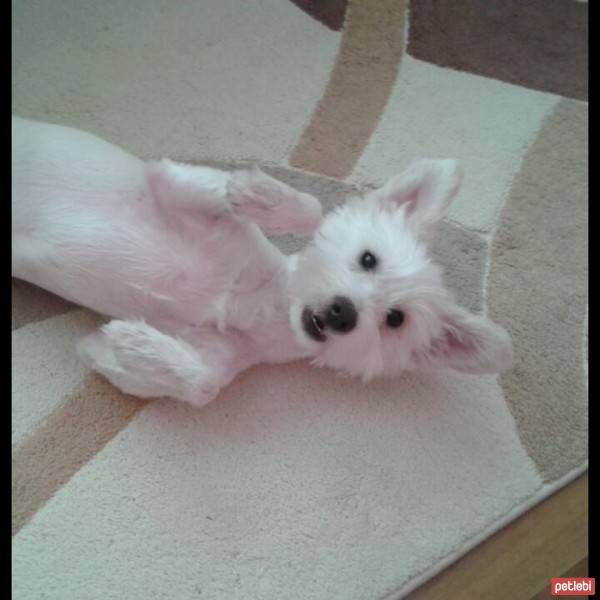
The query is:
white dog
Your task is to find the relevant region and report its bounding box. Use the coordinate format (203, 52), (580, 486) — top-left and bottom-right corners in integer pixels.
(12, 117), (513, 407)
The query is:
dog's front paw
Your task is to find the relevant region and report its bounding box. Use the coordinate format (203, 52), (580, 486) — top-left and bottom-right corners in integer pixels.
(228, 168), (322, 235)
(77, 320), (220, 406)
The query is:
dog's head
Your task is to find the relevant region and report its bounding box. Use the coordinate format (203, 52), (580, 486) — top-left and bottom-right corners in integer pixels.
(289, 159), (513, 380)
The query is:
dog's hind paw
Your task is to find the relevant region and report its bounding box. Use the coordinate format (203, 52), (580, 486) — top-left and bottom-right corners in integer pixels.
(77, 320), (221, 406)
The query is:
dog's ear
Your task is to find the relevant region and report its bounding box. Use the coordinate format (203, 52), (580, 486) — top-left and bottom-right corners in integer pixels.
(414, 302), (513, 374)
(376, 159), (463, 230)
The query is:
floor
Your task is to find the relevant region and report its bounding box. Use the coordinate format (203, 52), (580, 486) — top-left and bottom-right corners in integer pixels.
(409, 474), (588, 599)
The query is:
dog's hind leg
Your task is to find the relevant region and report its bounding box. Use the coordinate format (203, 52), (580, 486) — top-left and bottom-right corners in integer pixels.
(78, 319), (251, 407)
(146, 159), (322, 235)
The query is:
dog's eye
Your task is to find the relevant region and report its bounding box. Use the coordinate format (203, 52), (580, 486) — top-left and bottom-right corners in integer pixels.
(359, 251), (378, 270)
(386, 309), (405, 328)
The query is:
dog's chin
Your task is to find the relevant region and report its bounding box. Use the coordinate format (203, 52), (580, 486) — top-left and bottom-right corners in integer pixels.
(301, 307), (326, 342)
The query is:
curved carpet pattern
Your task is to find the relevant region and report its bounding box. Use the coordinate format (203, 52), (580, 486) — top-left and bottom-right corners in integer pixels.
(487, 98), (588, 483)
(12, 1), (587, 599)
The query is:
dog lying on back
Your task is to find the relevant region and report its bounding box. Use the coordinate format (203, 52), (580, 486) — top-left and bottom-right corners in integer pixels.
(12, 117), (513, 407)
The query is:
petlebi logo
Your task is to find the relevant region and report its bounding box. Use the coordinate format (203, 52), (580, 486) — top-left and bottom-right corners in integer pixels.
(551, 578), (595, 596)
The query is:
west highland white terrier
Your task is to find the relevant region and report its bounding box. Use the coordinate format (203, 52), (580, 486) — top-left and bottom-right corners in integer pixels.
(12, 117), (513, 407)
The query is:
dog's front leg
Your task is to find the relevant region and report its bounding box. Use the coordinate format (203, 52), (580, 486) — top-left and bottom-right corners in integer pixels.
(147, 159), (322, 235)
(78, 320), (251, 407)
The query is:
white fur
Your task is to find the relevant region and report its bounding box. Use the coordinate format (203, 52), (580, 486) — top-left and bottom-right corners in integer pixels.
(12, 117), (513, 407)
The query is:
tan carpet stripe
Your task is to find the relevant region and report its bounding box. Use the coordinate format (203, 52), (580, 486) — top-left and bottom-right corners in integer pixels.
(12, 375), (148, 535)
(487, 98), (588, 483)
(289, 0), (406, 179)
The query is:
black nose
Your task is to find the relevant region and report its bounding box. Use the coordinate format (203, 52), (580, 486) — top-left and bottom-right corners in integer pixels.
(324, 296), (358, 333)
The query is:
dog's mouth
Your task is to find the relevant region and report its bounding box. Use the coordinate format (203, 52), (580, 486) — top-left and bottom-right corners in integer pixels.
(302, 308), (326, 342)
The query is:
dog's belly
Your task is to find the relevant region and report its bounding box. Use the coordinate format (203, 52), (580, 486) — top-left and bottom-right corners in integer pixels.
(13, 210), (281, 326)
(12, 116), (292, 332)
(14, 200), (286, 330)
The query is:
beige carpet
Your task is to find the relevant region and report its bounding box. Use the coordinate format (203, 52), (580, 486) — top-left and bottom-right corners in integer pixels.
(12, 1), (588, 599)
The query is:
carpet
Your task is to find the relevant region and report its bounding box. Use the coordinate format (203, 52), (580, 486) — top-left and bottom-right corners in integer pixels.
(12, 1), (588, 598)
